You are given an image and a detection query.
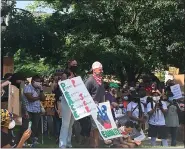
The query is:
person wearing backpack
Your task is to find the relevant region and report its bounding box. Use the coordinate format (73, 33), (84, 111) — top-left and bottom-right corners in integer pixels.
(127, 91), (145, 131)
(147, 91), (168, 146)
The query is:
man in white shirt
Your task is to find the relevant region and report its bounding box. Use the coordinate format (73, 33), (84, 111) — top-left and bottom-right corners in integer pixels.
(147, 91), (168, 146)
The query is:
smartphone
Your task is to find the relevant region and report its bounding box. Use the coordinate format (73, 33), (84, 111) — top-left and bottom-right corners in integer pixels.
(28, 121), (32, 130)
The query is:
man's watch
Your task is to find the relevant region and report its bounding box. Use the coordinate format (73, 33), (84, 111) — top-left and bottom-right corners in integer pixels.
(40, 90), (44, 92)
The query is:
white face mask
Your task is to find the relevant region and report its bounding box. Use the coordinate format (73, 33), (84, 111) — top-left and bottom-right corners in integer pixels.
(33, 81), (41, 87)
(153, 96), (160, 102)
(8, 120), (15, 129)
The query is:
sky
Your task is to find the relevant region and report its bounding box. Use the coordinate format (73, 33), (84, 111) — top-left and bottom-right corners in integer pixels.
(15, 1), (54, 13)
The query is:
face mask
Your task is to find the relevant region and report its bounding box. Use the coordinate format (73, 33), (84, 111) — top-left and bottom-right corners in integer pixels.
(33, 81), (41, 87)
(123, 96), (128, 100)
(119, 104), (123, 108)
(70, 66), (78, 73)
(168, 97), (174, 102)
(8, 120), (15, 129)
(153, 96), (160, 102)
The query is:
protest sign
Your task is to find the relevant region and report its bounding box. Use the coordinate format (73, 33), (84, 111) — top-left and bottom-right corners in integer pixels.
(174, 74), (184, 92)
(91, 102), (122, 140)
(165, 71), (174, 83)
(170, 84), (183, 99)
(8, 85), (21, 116)
(40, 94), (55, 116)
(169, 67), (179, 75)
(58, 76), (97, 120)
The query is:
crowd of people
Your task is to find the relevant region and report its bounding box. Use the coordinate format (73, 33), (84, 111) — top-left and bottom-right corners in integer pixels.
(1, 60), (185, 148)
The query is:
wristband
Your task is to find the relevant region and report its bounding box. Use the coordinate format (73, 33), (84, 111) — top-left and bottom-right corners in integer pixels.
(40, 90), (43, 92)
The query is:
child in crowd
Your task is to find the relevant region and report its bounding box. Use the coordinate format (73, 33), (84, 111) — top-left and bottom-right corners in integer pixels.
(113, 121), (140, 148)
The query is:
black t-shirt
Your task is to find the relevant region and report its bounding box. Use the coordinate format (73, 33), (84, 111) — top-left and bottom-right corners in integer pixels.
(1, 130), (16, 148)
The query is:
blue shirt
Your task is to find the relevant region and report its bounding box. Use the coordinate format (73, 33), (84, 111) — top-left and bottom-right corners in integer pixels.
(23, 84), (41, 113)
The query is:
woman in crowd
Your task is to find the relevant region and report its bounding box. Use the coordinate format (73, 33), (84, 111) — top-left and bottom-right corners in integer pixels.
(1, 109), (31, 148)
(165, 92), (180, 146)
(147, 91), (168, 146)
(59, 60), (78, 148)
(53, 70), (64, 143)
(127, 91), (145, 131)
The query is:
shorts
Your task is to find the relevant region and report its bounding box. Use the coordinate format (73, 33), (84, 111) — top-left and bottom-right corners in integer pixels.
(148, 124), (168, 139)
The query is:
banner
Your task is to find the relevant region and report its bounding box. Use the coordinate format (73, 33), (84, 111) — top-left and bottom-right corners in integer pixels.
(170, 84), (183, 99)
(58, 76), (97, 120)
(91, 102), (122, 140)
(40, 94), (55, 116)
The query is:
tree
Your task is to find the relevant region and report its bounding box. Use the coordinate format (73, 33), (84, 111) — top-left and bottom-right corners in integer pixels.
(42, 0), (184, 83)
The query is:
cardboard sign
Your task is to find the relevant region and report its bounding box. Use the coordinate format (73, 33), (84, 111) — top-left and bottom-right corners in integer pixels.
(41, 94), (55, 116)
(58, 76), (97, 120)
(8, 85), (21, 116)
(3, 56), (14, 76)
(169, 67), (179, 75)
(170, 84), (183, 99)
(91, 102), (122, 140)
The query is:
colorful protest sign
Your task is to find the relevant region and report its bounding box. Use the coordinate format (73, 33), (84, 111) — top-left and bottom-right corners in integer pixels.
(40, 94), (55, 116)
(91, 102), (122, 140)
(58, 76), (97, 120)
(170, 84), (183, 99)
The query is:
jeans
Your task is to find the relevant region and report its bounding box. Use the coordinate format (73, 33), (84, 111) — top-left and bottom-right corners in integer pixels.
(28, 112), (41, 139)
(168, 127), (178, 146)
(54, 116), (62, 137)
(59, 96), (75, 148)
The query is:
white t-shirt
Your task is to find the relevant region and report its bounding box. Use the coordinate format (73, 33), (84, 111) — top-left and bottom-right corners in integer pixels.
(127, 102), (144, 124)
(140, 96), (148, 114)
(147, 101), (167, 126)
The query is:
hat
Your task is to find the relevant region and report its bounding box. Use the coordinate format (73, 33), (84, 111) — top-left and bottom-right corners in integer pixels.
(1, 109), (15, 129)
(92, 61), (103, 70)
(109, 82), (119, 88)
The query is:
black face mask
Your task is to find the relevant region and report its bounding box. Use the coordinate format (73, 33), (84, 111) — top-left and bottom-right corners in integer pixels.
(70, 66), (78, 73)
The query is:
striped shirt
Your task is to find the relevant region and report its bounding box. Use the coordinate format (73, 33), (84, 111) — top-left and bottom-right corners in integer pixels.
(23, 84), (41, 113)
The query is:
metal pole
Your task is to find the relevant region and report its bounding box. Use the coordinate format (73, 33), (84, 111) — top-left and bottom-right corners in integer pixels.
(41, 116), (44, 144)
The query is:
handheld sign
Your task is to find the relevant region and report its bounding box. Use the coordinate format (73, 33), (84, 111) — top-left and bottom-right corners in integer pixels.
(91, 102), (122, 140)
(40, 94), (55, 116)
(58, 76), (97, 120)
(170, 84), (183, 99)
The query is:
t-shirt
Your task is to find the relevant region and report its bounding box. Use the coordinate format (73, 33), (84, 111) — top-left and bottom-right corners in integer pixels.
(127, 102), (144, 124)
(165, 102), (179, 127)
(1, 131), (16, 148)
(23, 84), (41, 113)
(85, 76), (105, 103)
(140, 96), (148, 114)
(105, 92), (117, 119)
(147, 101), (167, 126)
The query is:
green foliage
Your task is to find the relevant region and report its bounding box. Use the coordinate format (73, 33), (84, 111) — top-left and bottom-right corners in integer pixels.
(14, 49), (55, 77)
(2, 0), (185, 82)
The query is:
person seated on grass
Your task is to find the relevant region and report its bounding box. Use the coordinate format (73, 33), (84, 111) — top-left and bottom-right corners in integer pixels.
(1, 109), (31, 148)
(113, 121), (141, 148)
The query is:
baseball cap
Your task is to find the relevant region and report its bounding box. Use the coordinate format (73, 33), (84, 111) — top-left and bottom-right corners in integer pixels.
(92, 61), (103, 70)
